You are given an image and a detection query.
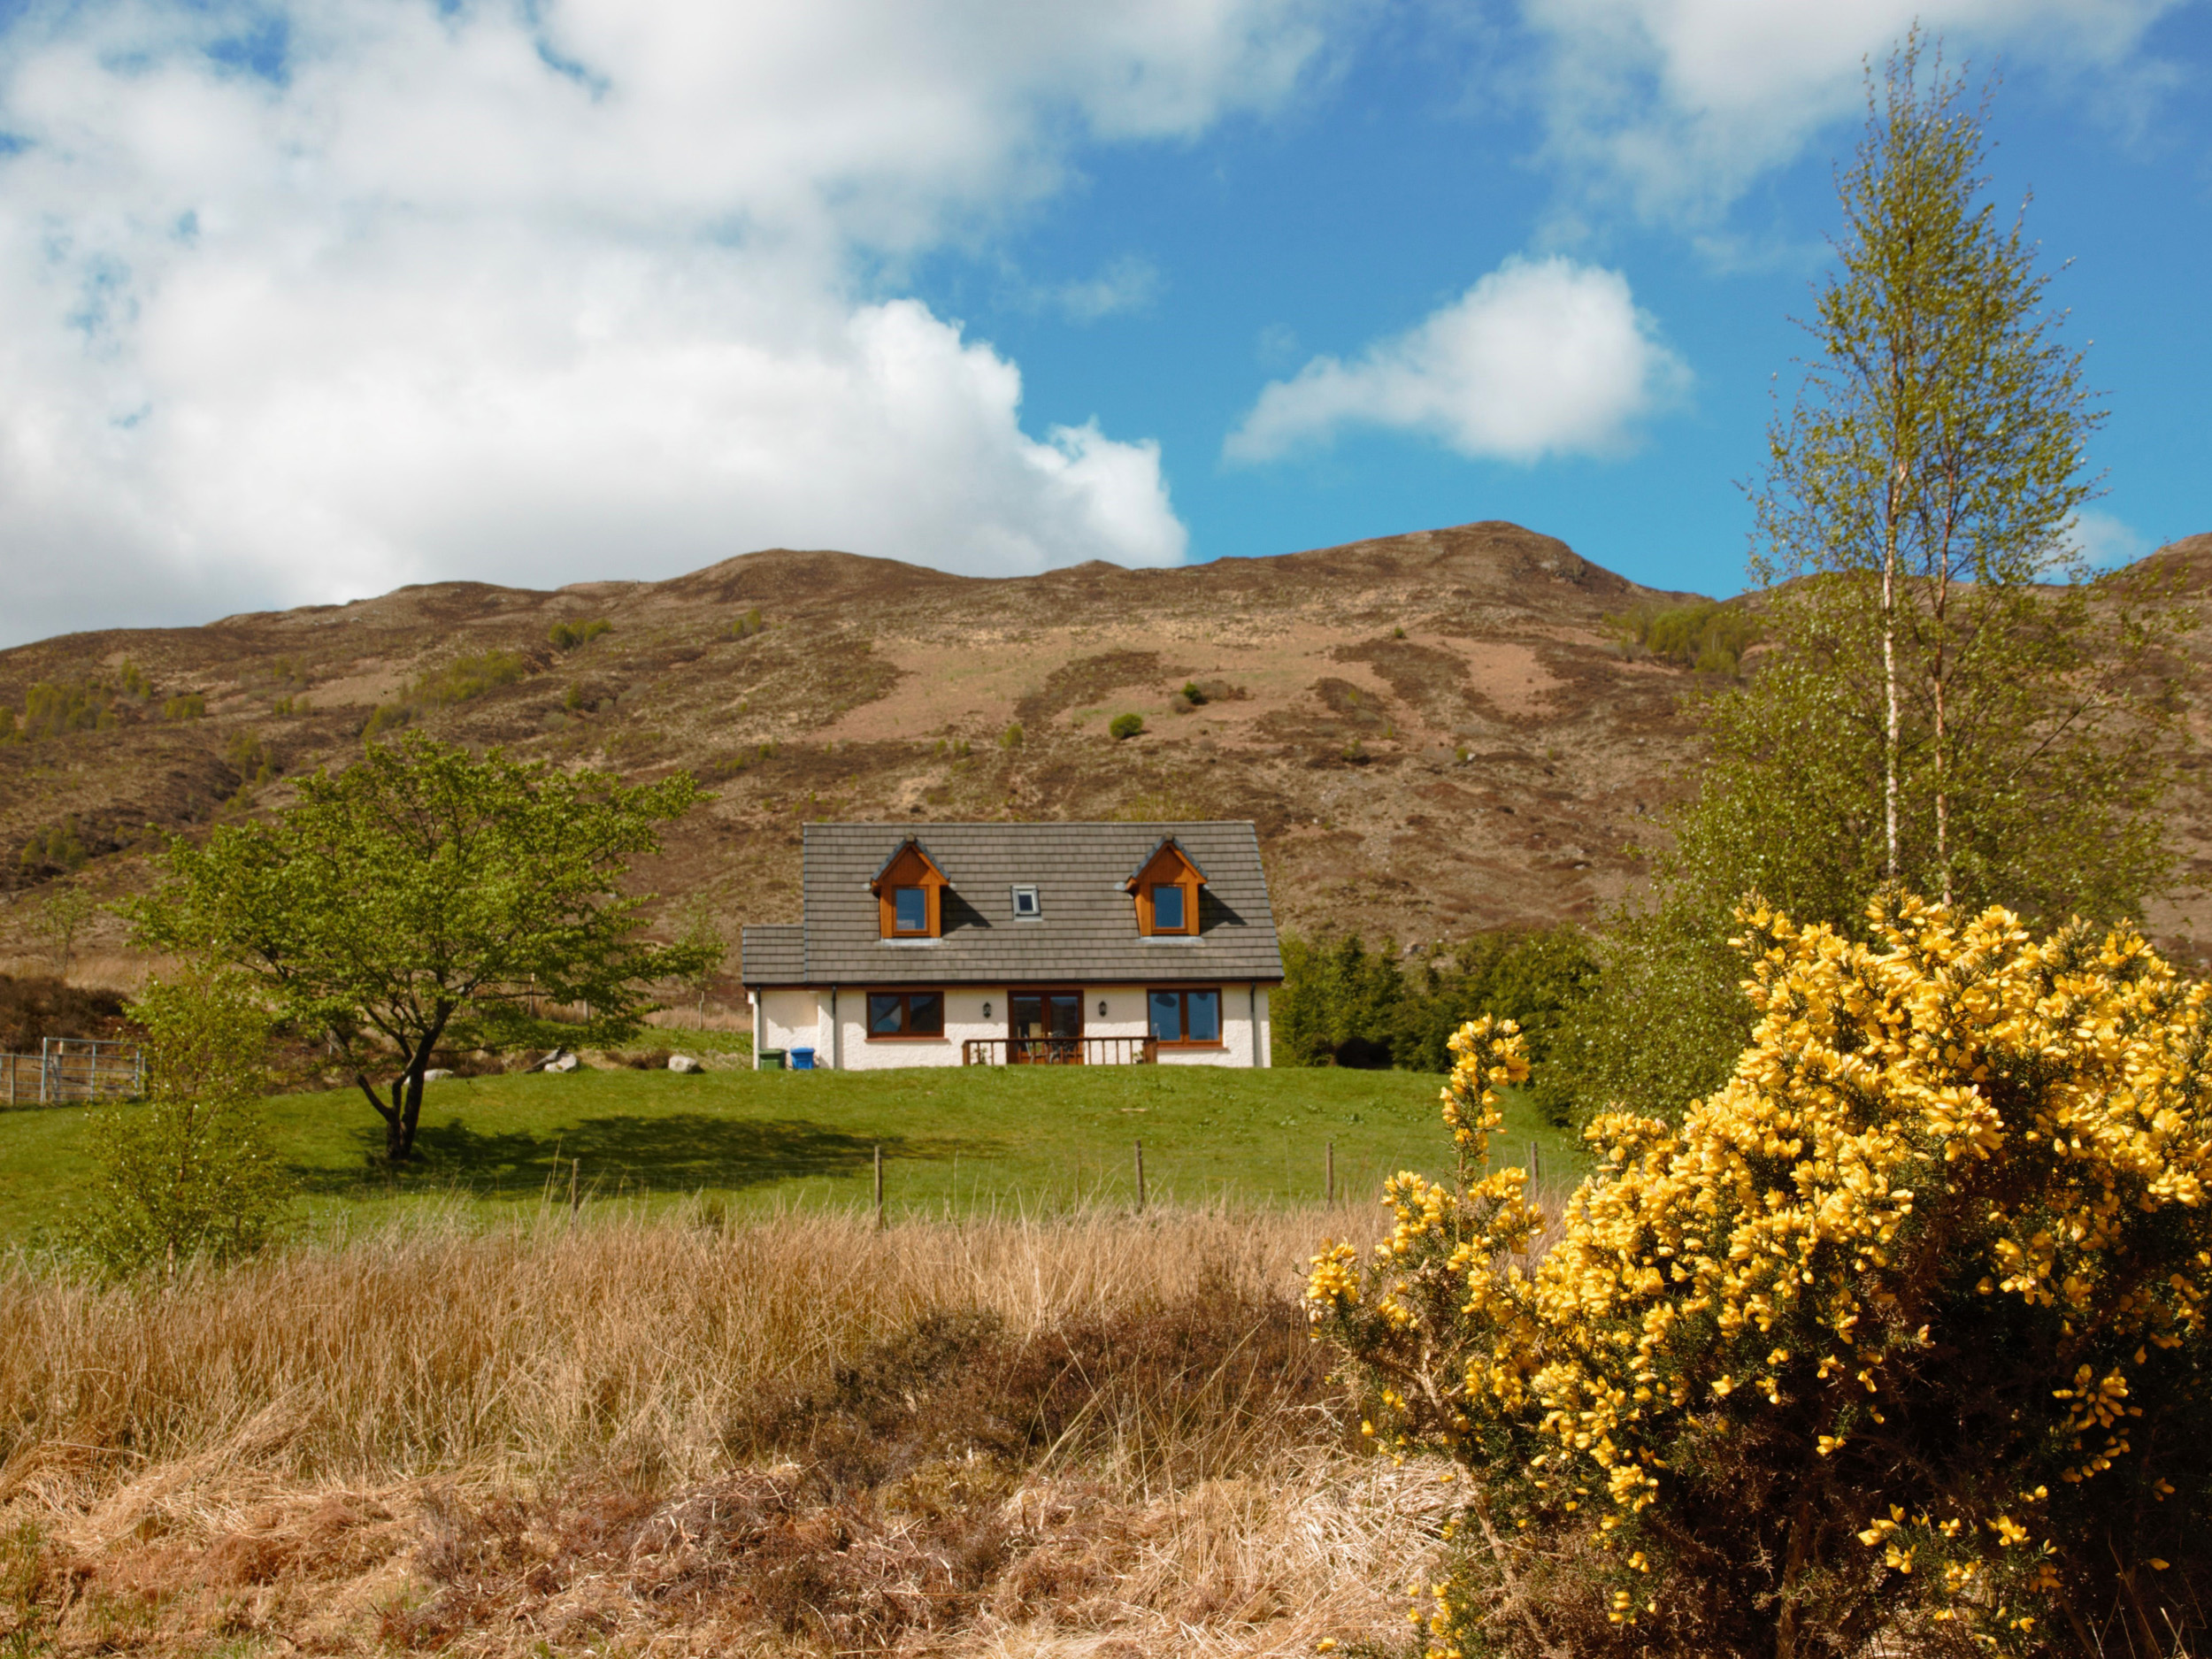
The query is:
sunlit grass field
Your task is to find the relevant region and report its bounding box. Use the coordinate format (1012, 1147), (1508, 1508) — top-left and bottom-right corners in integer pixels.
(0, 1060), (1588, 1244)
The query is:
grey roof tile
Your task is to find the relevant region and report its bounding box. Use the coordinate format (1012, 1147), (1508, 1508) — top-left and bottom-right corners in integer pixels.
(741, 821), (1284, 987)
(740, 925), (804, 986)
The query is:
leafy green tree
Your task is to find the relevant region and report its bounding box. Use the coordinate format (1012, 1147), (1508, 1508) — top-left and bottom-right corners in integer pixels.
(1752, 32), (2174, 910)
(31, 886), (98, 979)
(1271, 934), (1404, 1067)
(1272, 929), (1598, 1073)
(1533, 908), (1754, 1128)
(1393, 927), (1599, 1077)
(65, 971), (291, 1279)
(671, 893), (730, 1018)
(1544, 41), (2185, 1128)
(127, 733), (710, 1162)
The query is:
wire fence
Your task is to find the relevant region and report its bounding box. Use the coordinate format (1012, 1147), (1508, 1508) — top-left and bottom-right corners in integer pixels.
(0, 1038), (144, 1107)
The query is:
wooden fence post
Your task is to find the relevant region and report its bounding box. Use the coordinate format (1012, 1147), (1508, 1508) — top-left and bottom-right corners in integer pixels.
(873, 1143), (884, 1229)
(1134, 1140), (1146, 1213)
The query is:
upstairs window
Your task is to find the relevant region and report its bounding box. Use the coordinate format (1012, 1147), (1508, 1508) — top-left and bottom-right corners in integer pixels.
(871, 837), (949, 939)
(893, 887), (928, 933)
(1149, 884), (1185, 931)
(1125, 835), (1207, 937)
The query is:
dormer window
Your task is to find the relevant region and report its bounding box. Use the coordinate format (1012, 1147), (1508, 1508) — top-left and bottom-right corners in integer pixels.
(870, 837), (949, 940)
(1124, 835), (1207, 937)
(1150, 884), (1184, 930)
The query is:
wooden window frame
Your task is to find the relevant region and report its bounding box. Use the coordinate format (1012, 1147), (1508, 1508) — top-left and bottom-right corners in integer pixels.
(1147, 986), (1225, 1048)
(1128, 842), (1203, 936)
(865, 988), (946, 1040)
(1138, 876), (1200, 934)
(872, 841), (949, 939)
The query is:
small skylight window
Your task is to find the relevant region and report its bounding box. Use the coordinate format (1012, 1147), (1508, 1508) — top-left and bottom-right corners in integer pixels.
(1010, 885), (1042, 919)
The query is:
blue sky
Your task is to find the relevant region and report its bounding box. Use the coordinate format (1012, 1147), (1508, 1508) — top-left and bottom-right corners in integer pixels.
(0, 0), (2205, 645)
(918, 4), (2212, 599)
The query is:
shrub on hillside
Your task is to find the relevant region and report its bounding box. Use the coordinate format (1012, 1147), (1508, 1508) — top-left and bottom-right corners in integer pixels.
(18, 817), (90, 876)
(1, 680), (118, 743)
(412, 649), (526, 707)
(1311, 900), (2212, 1658)
(224, 730), (278, 796)
(549, 618), (612, 651)
(1108, 711), (1144, 741)
(1605, 598), (1760, 677)
(360, 702), (412, 739)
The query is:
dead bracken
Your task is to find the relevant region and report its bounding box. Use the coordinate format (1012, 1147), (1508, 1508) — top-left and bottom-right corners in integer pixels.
(0, 1205), (1441, 1657)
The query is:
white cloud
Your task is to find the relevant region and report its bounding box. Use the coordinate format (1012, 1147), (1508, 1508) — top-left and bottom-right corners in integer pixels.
(1223, 255), (1686, 465)
(1516, 0), (2188, 227)
(2065, 508), (2152, 573)
(1041, 256), (1164, 323)
(0, 0), (1339, 643)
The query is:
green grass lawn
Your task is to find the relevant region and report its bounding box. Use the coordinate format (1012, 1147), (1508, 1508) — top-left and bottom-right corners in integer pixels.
(0, 1062), (1589, 1246)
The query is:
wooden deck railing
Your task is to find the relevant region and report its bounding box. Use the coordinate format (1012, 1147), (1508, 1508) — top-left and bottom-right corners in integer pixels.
(961, 1036), (1158, 1066)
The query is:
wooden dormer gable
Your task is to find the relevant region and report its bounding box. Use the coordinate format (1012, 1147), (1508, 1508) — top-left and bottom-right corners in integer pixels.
(1123, 836), (1207, 936)
(870, 838), (949, 938)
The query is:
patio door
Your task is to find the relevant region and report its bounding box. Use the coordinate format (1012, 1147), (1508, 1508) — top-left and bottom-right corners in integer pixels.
(1010, 989), (1084, 1064)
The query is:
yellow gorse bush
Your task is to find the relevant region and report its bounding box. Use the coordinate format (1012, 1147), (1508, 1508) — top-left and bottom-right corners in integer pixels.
(1310, 899), (2212, 1659)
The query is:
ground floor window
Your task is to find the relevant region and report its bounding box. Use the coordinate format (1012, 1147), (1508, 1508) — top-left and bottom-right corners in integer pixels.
(867, 989), (944, 1037)
(1148, 987), (1222, 1046)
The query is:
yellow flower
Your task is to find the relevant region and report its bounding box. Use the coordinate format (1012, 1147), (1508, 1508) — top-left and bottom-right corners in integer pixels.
(1306, 899), (2212, 1648)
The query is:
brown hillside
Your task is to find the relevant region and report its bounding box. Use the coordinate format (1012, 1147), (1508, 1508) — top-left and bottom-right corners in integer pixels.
(1, 519), (2202, 977)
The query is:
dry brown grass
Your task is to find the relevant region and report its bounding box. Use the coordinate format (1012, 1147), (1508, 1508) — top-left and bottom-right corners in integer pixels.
(641, 1004), (752, 1034)
(0, 953), (165, 996)
(0, 1202), (1445, 1656)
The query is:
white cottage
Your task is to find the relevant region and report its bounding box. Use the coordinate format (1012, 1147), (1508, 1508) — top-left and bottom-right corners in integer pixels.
(740, 821), (1286, 1069)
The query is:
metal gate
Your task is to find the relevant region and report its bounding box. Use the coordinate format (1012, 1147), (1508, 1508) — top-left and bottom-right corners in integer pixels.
(0, 1038), (145, 1106)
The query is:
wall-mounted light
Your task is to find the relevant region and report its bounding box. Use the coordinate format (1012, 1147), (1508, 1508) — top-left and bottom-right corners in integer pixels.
(982, 1001), (994, 1019)
(1097, 1000), (1108, 1018)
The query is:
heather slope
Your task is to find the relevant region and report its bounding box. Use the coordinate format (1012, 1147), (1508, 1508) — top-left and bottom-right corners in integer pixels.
(2, 519), (2203, 972)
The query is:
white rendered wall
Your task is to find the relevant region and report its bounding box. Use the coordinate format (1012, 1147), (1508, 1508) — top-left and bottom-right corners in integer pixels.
(824, 984), (1266, 1070)
(757, 989), (826, 1064)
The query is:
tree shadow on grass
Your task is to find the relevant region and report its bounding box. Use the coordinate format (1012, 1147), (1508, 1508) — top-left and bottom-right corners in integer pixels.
(301, 1113), (1009, 1200)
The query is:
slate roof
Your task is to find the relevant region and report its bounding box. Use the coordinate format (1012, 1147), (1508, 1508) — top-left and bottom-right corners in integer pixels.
(740, 821), (1284, 987)
(739, 924), (804, 987)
